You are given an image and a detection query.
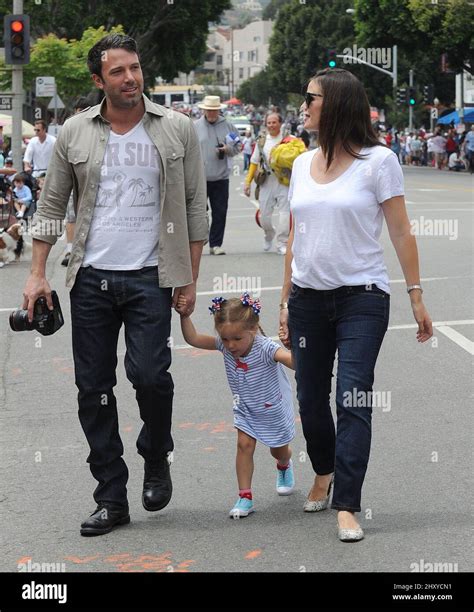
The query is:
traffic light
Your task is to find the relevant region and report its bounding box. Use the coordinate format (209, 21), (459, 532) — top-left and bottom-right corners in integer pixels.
(328, 49), (337, 68)
(408, 87), (416, 106)
(423, 84), (434, 104)
(4, 14), (30, 65)
(396, 87), (407, 105)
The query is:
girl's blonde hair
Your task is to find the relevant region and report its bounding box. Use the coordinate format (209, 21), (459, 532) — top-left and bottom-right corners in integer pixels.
(211, 295), (265, 336)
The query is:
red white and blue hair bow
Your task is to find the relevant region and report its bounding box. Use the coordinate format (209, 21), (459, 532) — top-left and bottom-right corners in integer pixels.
(240, 292), (261, 315)
(209, 296), (226, 315)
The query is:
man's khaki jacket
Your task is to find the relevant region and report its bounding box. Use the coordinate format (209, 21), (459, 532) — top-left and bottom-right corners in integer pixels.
(31, 95), (208, 289)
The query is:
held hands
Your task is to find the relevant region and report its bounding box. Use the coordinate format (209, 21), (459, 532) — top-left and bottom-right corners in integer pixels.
(279, 307), (290, 349)
(410, 296), (433, 343)
(173, 288), (193, 318)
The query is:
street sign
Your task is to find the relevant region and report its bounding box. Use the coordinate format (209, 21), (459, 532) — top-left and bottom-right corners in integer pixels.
(47, 95), (65, 110)
(36, 76), (55, 97)
(0, 96), (12, 110)
(431, 107), (438, 119)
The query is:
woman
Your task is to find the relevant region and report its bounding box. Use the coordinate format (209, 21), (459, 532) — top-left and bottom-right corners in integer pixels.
(390, 131), (401, 163)
(279, 68), (432, 542)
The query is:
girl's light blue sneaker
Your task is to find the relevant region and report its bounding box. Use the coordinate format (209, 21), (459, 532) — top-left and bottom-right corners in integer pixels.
(229, 496), (255, 518)
(276, 458), (295, 495)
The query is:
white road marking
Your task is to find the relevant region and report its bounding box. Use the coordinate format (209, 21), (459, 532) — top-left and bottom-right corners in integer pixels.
(436, 326), (474, 355)
(411, 208), (472, 212)
(195, 276), (468, 296)
(171, 321), (474, 351)
(0, 277), (469, 313)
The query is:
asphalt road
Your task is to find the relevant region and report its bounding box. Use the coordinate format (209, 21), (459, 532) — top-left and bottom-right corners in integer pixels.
(0, 161), (472, 575)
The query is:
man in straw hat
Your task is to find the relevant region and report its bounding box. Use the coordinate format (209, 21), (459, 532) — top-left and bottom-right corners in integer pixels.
(195, 95), (241, 255)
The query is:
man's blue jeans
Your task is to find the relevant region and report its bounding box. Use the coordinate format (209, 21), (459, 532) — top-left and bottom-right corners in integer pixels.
(70, 265), (174, 508)
(288, 283), (389, 512)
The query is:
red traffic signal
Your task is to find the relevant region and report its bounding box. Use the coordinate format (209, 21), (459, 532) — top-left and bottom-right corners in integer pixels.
(4, 14), (30, 65)
(11, 20), (24, 32)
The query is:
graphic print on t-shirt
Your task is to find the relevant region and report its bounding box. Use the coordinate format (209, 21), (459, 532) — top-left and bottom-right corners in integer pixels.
(82, 120), (161, 270)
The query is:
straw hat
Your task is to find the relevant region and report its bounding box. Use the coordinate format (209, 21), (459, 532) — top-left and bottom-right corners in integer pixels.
(198, 95), (224, 110)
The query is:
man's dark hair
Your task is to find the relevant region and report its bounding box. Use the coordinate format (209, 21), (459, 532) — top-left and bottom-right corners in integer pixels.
(73, 96), (90, 111)
(87, 34), (139, 78)
(308, 68), (381, 170)
(34, 119), (47, 130)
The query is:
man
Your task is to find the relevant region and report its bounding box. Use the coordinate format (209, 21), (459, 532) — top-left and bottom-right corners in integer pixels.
(194, 96), (241, 255)
(463, 125), (474, 173)
(448, 150), (466, 172)
(22, 34), (208, 536)
(23, 119), (56, 177)
(404, 131), (413, 165)
(61, 96), (92, 267)
(244, 113), (291, 255)
(410, 133), (422, 166)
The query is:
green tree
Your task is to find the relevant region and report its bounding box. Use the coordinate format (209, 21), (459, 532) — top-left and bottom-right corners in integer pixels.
(354, 0), (472, 109)
(267, 0), (379, 106)
(0, 0), (231, 84)
(407, 0), (473, 73)
(237, 69), (273, 106)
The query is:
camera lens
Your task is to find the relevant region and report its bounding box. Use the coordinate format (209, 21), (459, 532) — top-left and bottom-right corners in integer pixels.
(9, 309), (33, 332)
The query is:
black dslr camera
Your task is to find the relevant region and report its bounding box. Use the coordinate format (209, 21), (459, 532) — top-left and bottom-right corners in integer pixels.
(10, 290), (64, 336)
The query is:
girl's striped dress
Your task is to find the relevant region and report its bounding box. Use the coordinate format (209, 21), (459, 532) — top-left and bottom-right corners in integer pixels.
(216, 334), (295, 447)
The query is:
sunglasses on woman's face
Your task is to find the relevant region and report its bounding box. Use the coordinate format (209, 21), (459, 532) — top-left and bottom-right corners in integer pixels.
(304, 91), (323, 107)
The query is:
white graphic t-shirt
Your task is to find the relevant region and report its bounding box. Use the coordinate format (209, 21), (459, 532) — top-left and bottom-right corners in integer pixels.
(83, 120), (161, 270)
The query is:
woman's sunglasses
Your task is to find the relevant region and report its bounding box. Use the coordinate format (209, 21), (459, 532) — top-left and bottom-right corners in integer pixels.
(304, 92), (323, 107)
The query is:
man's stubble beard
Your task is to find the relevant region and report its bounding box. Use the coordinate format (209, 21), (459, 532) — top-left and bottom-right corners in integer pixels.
(107, 86), (143, 110)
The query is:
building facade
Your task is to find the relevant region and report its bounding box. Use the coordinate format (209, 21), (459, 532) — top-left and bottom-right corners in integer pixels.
(172, 20), (273, 96)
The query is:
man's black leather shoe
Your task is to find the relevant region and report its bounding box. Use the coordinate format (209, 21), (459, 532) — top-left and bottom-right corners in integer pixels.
(80, 503), (130, 537)
(142, 456), (173, 511)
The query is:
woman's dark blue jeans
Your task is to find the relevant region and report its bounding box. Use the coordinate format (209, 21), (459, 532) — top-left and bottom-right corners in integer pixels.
(70, 265), (174, 508)
(288, 283), (389, 512)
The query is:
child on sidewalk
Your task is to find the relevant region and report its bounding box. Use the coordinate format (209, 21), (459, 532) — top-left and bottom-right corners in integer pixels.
(177, 292), (296, 518)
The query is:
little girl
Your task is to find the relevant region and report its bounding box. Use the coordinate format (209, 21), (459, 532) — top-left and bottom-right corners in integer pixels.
(178, 292), (295, 518)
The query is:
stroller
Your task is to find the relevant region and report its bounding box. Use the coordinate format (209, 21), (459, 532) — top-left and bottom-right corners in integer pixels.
(0, 171), (39, 257)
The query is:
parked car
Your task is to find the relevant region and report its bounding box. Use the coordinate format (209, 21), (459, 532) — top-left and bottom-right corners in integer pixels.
(231, 115), (253, 137)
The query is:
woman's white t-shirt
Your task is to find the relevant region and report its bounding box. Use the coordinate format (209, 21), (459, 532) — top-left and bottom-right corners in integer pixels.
(289, 145), (404, 294)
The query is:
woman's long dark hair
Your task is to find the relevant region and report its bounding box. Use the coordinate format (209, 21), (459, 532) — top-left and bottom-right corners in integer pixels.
(309, 68), (383, 170)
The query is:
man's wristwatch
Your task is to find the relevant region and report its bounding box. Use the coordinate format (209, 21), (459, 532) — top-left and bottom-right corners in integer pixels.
(279, 302), (288, 310)
(407, 284), (423, 294)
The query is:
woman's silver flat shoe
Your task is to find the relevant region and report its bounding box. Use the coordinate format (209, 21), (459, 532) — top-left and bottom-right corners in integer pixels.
(303, 475), (334, 512)
(338, 526), (364, 542)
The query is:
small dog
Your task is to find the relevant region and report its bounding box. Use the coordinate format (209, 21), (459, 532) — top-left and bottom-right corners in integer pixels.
(0, 223), (31, 267)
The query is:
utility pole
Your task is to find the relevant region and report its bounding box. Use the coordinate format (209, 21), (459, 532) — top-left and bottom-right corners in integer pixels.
(12, 0), (24, 171)
(409, 69), (414, 131)
(230, 28), (234, 99)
